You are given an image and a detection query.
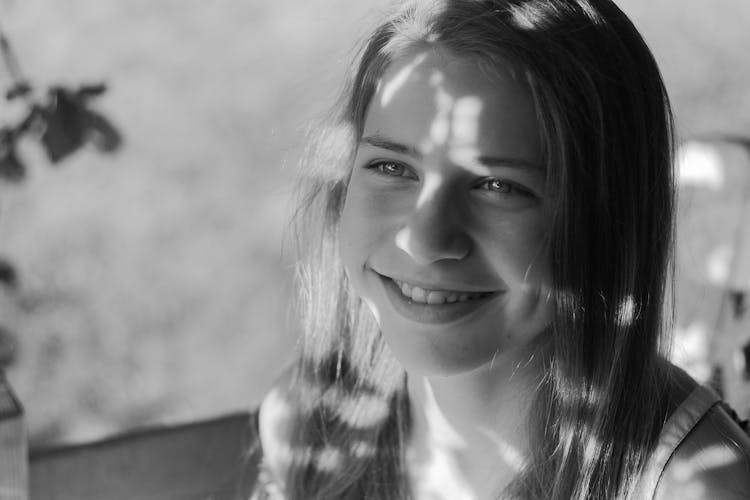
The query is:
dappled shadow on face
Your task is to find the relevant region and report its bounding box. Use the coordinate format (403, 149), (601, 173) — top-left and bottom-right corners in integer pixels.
(366, 49), (547, 276)
(379, 52), (428, 109)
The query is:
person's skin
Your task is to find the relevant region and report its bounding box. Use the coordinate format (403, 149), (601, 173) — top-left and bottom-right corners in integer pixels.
(339, 46), (555, 499)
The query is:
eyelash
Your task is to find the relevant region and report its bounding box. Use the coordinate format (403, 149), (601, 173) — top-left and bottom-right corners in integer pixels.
(476, 178), (534, 198)
(365, 160), (535, 198)
(366, 160), (417, 179)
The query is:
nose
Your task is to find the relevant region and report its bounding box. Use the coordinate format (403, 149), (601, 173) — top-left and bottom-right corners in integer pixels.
(394, 188), (472, 265)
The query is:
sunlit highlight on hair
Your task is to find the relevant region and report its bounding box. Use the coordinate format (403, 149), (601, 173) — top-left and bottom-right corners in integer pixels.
(615, 295), (637, 328)
(325, 391), (392, 429)
(314, 446), (344, 473)
(349, 440), (377, 459)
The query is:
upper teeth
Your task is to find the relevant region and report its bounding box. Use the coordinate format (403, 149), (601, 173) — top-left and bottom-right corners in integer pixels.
(393, 280), (490, 305)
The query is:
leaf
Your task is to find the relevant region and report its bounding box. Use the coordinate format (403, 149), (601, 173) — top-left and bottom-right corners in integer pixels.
(39, 87), (88, 164)
(0, 128), (26, 182)
(84, 109), (123, 153)
(0, 257), (18, 289)
(5, 81), (32, 101)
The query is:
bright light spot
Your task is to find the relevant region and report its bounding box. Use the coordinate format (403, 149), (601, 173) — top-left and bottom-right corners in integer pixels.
(416, 171), (443, 210)
(266, 439), (295, 468)
(394, 173), (445, 259)
(672, 322), (711, 383)
(394, 227), (413, 259)
(509, 5), (541, 30)
(429, 85), (454, 145)
(315, 445), (343, 472)
(381, 53), (428, 107)
(692, 444), (741, 470)
(448, 148), (488, 175)
(706, 242), (733, 285)
(429, 70), (444, 87)
(334, 393), (391, 429)
(408, 447), (475, 500)
(350, 440), (377, 459)
(422, 378), (466, 449)
(615, 295), (636, 327)
(450, 96), (482, 147)
(667, 443), (740, 498)
(582, 437), (600, 464)
(362, 296), (382, 326)
(678, 143), (725, 190)
(661, 460), (708, 499)
(259, 385), (296, 469)
(480, 430), (525, 472)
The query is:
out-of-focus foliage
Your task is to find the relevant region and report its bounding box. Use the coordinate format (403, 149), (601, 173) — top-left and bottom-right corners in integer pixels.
(624, 0), (750, 135)
(0, 0), (394, 446)
(0, 0), (748, 447)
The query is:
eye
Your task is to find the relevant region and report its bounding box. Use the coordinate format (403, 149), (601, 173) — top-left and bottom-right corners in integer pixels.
(366, 160), (417, 179)
(484, 178), (512, 193)
(477, 178), (533, 197)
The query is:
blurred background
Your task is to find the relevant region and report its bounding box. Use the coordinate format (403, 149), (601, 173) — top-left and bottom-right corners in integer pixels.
(0, 0), (749, 449)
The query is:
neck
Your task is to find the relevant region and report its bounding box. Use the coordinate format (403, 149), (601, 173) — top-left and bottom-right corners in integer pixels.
(406, 351), (545, 499)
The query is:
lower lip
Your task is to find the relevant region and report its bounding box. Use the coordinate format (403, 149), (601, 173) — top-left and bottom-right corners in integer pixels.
(378, 274), (500, 325)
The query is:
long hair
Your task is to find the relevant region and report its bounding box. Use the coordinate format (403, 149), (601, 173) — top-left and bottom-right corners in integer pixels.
(280, 1), (676, 498)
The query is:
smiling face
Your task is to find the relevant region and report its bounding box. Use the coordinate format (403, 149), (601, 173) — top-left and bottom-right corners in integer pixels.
(339, 48), (555, 376)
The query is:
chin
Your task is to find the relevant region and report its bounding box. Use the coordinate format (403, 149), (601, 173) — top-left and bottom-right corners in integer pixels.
(379, 324), (503, 377)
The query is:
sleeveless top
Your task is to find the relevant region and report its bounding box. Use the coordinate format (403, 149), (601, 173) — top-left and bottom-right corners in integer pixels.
(635, 384), (721, 498)
(634, 384), (750, 499)
(250, 384), (749, 499)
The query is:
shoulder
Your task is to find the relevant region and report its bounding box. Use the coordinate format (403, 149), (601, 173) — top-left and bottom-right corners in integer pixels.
(656, 398), (750, 499)
(257, 363), (297, 485)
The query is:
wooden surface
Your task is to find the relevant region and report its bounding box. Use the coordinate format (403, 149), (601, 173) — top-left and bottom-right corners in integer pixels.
(28, 411), (260, 500)
(0, 373), (27, 500)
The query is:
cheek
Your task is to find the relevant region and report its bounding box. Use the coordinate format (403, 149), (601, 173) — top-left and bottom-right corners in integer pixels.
(339, 197), (365, 275)
(481, 214), (551, 286)
(339, 188), (397, 326)
(339, 181), (406, 262)
(339, 187), (388, 273)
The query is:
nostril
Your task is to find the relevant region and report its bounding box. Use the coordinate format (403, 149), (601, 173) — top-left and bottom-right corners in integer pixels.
(394, 223), (471, 264)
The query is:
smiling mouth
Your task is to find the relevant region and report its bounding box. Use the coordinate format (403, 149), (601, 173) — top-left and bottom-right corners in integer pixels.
(392, 279), (496, 305)
(376, 273), (501, 325)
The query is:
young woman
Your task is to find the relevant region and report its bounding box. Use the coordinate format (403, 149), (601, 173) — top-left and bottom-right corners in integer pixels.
(254, 0), (750, 498)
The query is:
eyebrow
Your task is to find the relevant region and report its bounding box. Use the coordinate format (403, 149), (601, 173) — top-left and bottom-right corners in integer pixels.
(360, 134), (542, 171)
(361, 135), (421, 158)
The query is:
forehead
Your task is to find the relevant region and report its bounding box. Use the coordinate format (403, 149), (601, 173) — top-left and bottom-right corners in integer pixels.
(364, 48), (541, 163)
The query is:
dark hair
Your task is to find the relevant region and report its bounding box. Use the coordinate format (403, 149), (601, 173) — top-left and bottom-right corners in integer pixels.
(281, 1), (676, 498)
